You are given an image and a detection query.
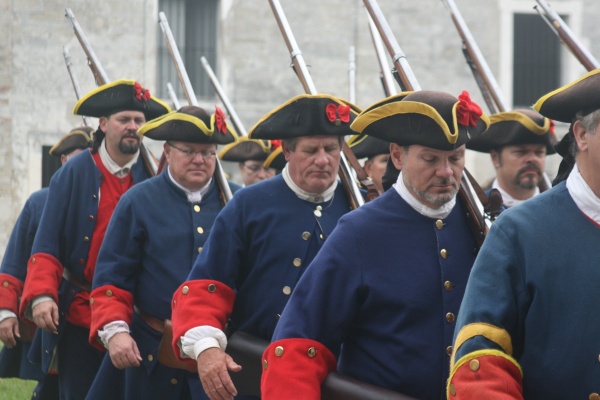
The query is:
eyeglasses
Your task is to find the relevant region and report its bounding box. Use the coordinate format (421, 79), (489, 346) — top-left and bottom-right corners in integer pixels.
(242, 163), (272, 173)
(168, 142), (216, 160)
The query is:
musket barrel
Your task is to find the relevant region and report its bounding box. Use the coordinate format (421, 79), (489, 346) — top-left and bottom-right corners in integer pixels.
(63, 45), (93, 127)
(348, 46), (356, 104)
(366, 12), (397, 97)
(166, 82), (181, 110)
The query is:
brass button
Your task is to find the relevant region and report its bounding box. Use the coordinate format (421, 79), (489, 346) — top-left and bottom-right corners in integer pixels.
(93, 194), (97, 199)
(208, 284), (216, 293)
(302, 232), (311, 240)
(307, 347), (317, 358)
(449, 383), (456, 396)
(275, 346), (284, 357)
(444, 281), (453, 291)
(276, 314), (281, 320)
(90, 298), (95, 305)
(106, 290), (113, 297)
(79, 258), (85, 265)
(263, 359), (268, 370)
(319, 234), (325, 240)
(440, 249), (448, 259)
(293, 258), (302, 267)
(89, 215), (94, 220)
(84, 236), (90, 242)
(197, 227), (204, 234)
(446, 346), (453, 356)
(31, 257), (36, 263)
(194, 205), (200, 212)
(2, 281), (8, 288)
(435, 219), (444, 230)
(589, 393), (600, 400)
(282, 286), (292, 295)
(148, 354), (154, 362)
(446, 312), (455, 323)
(70, 289), (76, 295)
(198, 247), (203, 253)
(182, 286), (189, 295)
(170, 378), (178, 385)
(469, 359), (480, 371)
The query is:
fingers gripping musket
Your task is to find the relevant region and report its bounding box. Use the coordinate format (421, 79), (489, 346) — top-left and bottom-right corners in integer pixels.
(268, 0), (375, 206)
(63, 46), (93, 127)
(534, 0), (599, 72)
(363, 0), (494, 243)
(158, 12), (233, 204)
(64, 8), (158, 177)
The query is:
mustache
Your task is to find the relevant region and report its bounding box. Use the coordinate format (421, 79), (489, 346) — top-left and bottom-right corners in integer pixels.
(431, 177), (457, 186)
(517, 164), (542, 176)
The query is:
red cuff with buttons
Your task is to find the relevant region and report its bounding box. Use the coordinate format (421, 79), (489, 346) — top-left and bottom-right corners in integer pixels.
(447, 350), (523, 399)
(171, 279), (235, 360)
(0, 273), (24, 312)
(261, 338), (337, 400)
(19, 253), (63, 319)
(89, 284), (134, 349)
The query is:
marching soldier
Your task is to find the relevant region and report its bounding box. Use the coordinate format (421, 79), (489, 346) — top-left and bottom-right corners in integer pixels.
(218, 136), (279, 186)
(467, 108), (556, 207)
(19, 79), (170, 399)
(170, 94), (359, 400)
(0, 126), (92, 400)
(87, 106), (240, 399)
(261, 90), (489, 400)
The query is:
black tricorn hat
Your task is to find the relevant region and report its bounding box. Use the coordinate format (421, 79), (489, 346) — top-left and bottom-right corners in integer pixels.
(248, 94), (360, 140)
(533, 68), (600, 123)
(350, 90), (489, 150)
(467, 108), (556, 154)
(218, 137), (281, 162)
(73, 79), (171, 120)
(138, 105), (238, 145)
(347, 134), (390, 159)
(263, 145), (286, 171)
(49, 126), (93, 157)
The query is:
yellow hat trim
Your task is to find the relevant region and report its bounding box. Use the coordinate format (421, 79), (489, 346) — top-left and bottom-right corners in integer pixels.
(48, 131), (92, 155)
(217, 137), (268, 159)
(450, 322), (513, 368)
(138, 110), (238, 140)
(490, 112), (550, 136)
(346, 134), (368, 148)
(533, 68), (600, 113)
(263, 146), (283, 168)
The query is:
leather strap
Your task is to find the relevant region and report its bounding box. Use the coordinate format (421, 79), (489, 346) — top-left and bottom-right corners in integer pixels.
(134, 306), (165, 333)
(62, 269), (92, 292)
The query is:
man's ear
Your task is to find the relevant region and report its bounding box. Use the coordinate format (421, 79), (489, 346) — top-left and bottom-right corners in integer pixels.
(572, 120), (589, 154)
(490, 149), (501, 168)
(282, 141), (292, 162)
(98, 116), (109, 133)
(389, 143), (404, 170)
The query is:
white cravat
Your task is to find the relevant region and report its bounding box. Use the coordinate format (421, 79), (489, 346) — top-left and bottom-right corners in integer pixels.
(281, 164), (337, 203)
(492, 178), (539, 208)
(393, 171), (456, 219)
(167, 167), (212, 203)
(566, 164), (600, 225)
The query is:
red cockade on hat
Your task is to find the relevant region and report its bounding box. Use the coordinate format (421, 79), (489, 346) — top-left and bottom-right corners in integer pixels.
(456, 91), (482, 127)
(133, 82), (151, 102)
(215, 106), (227, 134)
(271, 139), (281, 150)
(326, 103), (351, 126)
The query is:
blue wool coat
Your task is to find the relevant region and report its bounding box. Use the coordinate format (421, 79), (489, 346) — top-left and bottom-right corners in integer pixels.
(452, 182), (600, 399)
(87, 172), (239, 400)
(269, 189), (478, 400)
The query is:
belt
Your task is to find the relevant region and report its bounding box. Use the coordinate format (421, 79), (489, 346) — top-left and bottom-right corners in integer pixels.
(62, 269), (92, 292)
(134, 306), (165, 333)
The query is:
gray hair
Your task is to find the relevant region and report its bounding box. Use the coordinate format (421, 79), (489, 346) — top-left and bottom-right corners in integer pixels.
(570, 108), (600, 158)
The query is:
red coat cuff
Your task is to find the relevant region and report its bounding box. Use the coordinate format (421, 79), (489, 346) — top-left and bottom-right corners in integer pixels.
(447, 350), (523, 399)
(89, 285), (134, 349)
(171, 279), (235, 360)
(0, 273), (24, 313)
(20, 253), (63, 318)
(261, 338), (337, 400)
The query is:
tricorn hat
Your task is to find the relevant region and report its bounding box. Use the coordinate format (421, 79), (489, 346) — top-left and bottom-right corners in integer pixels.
(219, 137), (282, 162)
(139, 105), (238, 145)
(248, 94), (360, 140)
(263, 145), (286, 171)
(467, 108), (556, 154)
(350, 90), (489, 150)
(49, 126), (93, 157)
(347, 134), (390, 159)
(73, 79), (171, 120)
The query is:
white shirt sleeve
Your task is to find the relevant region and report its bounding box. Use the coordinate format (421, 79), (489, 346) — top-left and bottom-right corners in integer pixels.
(179, 325), (228, 360)
(98, 320), (130, 349)
(0, 309), (17, 323)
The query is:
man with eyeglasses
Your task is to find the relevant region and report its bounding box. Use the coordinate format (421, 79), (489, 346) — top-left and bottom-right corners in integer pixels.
(218, 137), (279, 186)
(19, 80), (170, 399)
(86, 105), (240, 400)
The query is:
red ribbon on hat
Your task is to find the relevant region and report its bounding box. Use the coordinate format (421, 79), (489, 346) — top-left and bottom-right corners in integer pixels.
(133, 82), (151, 102)
(215, 106), (227, 134)
(325, 103), (350, 125)
(456, 91), (482, 127)
(270, 139), (281, 150)
(549, 119), (556, 136)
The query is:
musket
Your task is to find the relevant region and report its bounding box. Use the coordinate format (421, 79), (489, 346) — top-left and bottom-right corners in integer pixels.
(64, 8), (159, 177)
(366, 13), (397, 97)
(166, 82), (181, 110)
(534, 0), (599, 72)
(363, 0), (494, 245)
(268, 0), (380, 205)
(63, 45), (93, 127)
(348, 46), (357, 104)
(200, 56), (248, 137)
(441, 0), (508, 114)
(158, 12), (233, 204)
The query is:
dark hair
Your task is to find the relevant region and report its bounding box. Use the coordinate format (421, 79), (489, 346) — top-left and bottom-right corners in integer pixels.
(91, 126), (105, 154)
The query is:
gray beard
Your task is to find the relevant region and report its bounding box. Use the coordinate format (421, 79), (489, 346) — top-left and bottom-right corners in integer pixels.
(406, 178), (458, 208)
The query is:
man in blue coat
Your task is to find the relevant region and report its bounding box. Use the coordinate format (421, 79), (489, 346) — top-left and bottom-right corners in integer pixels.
(87, 105), (240, 399)
(448, 69), (600, 399)
(170, 94), (360, 400)
(261, 90), (490, 400)
(19, 80), (170, 399)
(0, 126), (92, 399)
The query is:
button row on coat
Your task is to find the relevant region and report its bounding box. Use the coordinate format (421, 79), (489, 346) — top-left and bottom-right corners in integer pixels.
(262, 345), (318, 370)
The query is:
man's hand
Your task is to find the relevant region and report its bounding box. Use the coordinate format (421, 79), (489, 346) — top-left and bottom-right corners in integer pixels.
(31, 301), (59, 333)
(107, 332), (142, 369)
(197, 347), (242, 400)
(0, 318), (19, 347)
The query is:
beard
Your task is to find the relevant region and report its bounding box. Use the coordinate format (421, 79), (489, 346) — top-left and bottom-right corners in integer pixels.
(407, 177), (459, 208)
(119, 134), (140, 154)
(514, 165), (542, 190)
